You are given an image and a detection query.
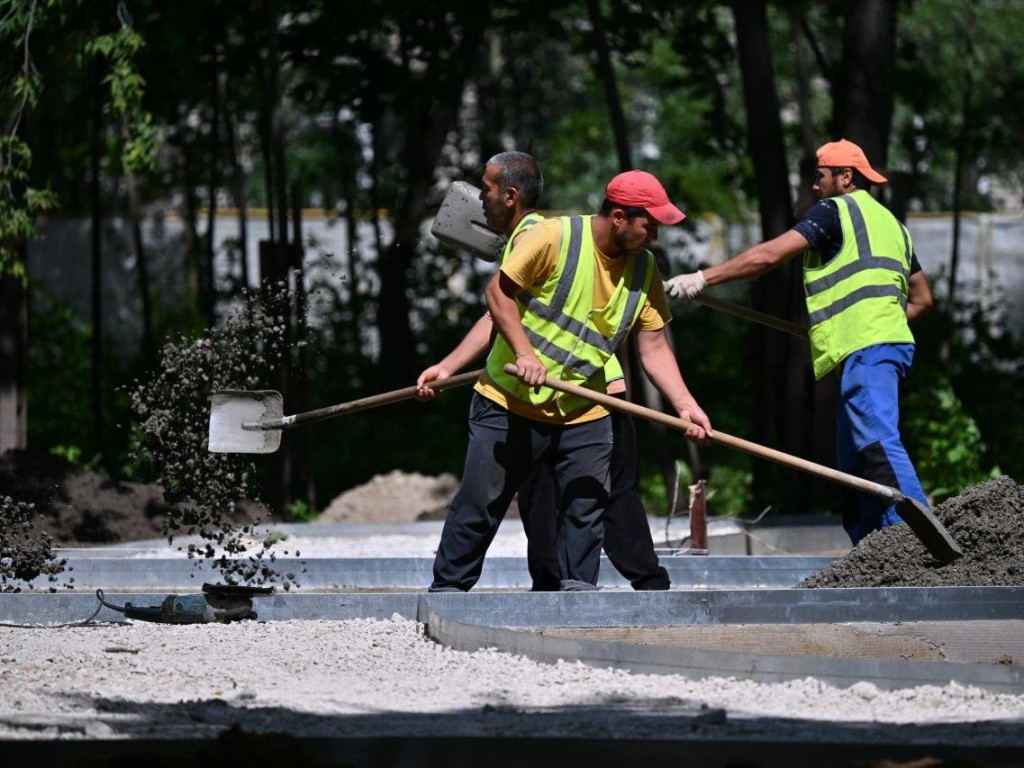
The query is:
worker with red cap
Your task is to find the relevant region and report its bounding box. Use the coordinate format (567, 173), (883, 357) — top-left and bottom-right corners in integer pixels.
(430, 169), (711, 592)
(419, 154), (675, 592)
(665, 138), (934, 545)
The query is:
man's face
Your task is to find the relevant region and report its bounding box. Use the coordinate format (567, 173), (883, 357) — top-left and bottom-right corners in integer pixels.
(611, 210), (658, 257)
(813, 167), (846, 200)
(479, 164), (512, 233)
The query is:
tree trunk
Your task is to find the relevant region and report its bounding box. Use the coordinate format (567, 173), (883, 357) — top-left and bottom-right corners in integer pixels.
(833, 0), (897, 166)
(90, 56), (105, 458)
(290, 185), (316, 512)
(125, 170), (155, 372)
(225, 103), (250, 292)
(945, 0), (977, 366)
(376, 10), (491, 389)
(585, 0), (631, 171)
(0, 246), (28, 453)
(204, 55), (223, 328)
(732, 0), (818, 513)
(262, 1), (292, 513)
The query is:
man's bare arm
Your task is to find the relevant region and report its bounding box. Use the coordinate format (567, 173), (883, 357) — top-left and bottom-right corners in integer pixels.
(907, 269), (933, 323)
(416, 314), (495, 398)
(636, 328), (711, 442)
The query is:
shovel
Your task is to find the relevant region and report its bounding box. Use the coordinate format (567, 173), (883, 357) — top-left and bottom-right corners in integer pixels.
(208, 369), (483, 454)
(503, 364), (962, 563)
(692, 294), (808, 339)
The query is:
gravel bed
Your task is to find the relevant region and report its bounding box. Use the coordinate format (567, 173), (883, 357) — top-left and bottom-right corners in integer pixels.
(1, 617), (1022, 745)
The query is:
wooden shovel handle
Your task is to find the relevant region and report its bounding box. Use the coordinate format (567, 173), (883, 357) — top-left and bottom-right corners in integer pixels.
(693, 294), (808, 339)
(504, 363), (902, 504)
(284, 369), (483, 428)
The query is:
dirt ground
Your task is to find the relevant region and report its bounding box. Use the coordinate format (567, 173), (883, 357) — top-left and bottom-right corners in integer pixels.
(0, 449), (273, 545)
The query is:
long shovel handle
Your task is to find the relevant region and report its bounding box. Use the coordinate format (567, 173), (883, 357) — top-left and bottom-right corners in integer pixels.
(504, 364), (898, 502)
(257, 369), (484, 430)
(509, 365), (962, 561)
(693, 294), (808, 339)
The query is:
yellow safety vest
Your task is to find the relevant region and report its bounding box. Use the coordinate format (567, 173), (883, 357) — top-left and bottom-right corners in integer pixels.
(803, 190), (915, 379)
(487, 215), (653, 415)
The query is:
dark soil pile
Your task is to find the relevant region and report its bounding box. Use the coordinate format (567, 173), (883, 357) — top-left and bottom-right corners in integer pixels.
(0, 449), (271, 546)
(800, 476), (1024, 588)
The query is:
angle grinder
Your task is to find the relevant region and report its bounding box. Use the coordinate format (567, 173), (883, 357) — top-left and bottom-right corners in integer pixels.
(96, 583), (274, 624)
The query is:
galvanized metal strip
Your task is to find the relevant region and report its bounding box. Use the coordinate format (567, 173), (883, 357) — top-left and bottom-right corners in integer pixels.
(418, 598), (1024, 693)
(20, 555), (838, 592)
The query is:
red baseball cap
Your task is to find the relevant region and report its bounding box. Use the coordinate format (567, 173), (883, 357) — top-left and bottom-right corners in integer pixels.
(606, 170), (686, 225)
(816, 139), (888, 185)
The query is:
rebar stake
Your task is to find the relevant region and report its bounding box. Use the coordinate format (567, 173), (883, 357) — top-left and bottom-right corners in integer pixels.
(687, 479), (708, 555)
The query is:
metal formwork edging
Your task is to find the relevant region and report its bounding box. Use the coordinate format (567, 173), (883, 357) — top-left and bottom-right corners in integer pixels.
(417, 595), (1024, 694)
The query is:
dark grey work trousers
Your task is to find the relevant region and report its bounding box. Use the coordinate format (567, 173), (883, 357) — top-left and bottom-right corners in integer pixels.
(430, 392), (613, 592)
(519, 404), (671, 591)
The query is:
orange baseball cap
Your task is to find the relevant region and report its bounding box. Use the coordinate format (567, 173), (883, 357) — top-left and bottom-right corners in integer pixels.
(606, 170), (686, 225)
(816, 139), (888, 185)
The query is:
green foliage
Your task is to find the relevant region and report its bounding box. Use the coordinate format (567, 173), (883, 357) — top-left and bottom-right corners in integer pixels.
(284, 499), (317, 523)
(49, 444), (101, 472)
(638, 456), (753, 520)
(902, 374), (996, 502)
(0, 137), (58, 276)
(85, 23), (159, 175)
(27, 288), (141, 477)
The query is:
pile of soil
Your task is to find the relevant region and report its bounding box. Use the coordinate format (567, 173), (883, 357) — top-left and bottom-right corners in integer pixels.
(317, 469), (460, 523)
(0, 449), (270, 545)
(800, 476), (1024, 588)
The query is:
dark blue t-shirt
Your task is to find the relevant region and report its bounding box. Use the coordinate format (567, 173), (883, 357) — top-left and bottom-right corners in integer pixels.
(792, 198), (921, 273)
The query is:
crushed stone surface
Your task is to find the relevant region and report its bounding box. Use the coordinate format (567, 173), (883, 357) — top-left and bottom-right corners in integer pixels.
(1, 618), (1022, 744)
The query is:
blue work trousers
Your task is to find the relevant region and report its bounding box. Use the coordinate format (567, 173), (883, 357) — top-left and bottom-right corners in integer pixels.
(431, 393), (613, 591)
(836, 343), (928, 544)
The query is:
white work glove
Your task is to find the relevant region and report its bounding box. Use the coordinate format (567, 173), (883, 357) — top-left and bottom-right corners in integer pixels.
(664, 270), (707, 301)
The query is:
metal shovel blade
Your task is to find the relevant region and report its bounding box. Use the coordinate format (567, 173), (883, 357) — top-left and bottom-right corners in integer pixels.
(208, 390), (283, 454)
(896, 496), (963, 563)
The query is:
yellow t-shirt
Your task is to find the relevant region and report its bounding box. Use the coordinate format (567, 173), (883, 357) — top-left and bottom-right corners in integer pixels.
(476, 217), (672, 424)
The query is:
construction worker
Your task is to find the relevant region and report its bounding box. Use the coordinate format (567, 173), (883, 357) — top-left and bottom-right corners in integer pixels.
(419, 152), (672, 591)
(425, 169), (710, 592)
(665, 138), (933, 544)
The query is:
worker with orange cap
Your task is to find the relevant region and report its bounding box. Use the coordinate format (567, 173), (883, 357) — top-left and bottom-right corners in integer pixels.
(665, 139), (933, 545)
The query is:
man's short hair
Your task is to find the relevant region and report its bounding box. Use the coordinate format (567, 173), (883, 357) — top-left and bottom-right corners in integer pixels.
(598, 199), (649, 221)
(486, 151), (544, 207)
(831, 166), (873, 191)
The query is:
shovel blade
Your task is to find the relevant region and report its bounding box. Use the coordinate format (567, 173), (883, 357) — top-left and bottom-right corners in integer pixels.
(896, 496), (963, 563)
(208, 390), (283, 454)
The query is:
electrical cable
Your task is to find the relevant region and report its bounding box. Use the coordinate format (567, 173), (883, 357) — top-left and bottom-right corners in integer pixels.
(0, 589), (118, 629)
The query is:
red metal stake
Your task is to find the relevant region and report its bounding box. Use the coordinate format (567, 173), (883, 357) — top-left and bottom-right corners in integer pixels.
(688, 479), (708, 555)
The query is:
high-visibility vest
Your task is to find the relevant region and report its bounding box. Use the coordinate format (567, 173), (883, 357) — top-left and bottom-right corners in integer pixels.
(487, 215), (654, 415)
(803, 190), (915, 379)
(499, 212), (545, 263)
(498, 213), (624, 389)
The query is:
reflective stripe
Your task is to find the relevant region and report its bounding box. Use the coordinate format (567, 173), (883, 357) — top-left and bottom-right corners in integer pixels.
(844, 194), (873, 262)
(521, 216), (647, 365)
(807, 284), (909, 326)
(523, 216), (583, 321)
(500, 213), (545, 264)
(488, 214), (655, 413)
(805, 256), (910, 297)
(803, 190), (915, 379)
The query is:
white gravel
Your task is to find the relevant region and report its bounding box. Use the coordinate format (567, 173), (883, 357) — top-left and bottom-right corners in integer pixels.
(1, 617), (1023, 744)
(7, 521), (1023, 747)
